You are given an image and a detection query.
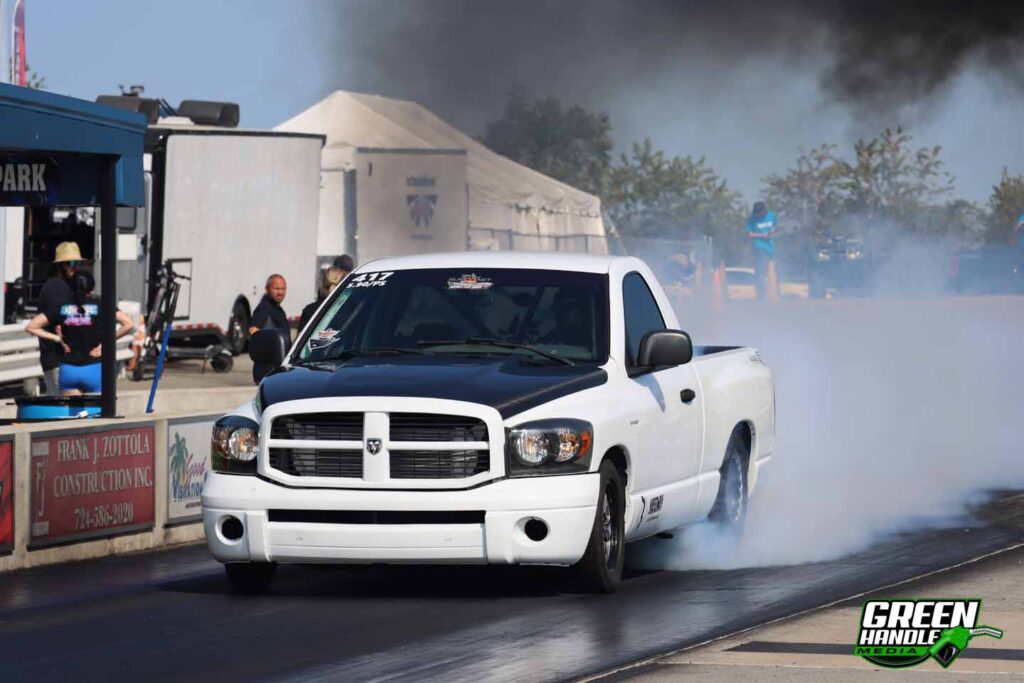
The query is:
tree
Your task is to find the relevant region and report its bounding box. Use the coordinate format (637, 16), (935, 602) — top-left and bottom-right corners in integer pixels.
(985, 169), (1024, 246)
(24, 63), (45, 90)
(837, 127), (953, 231)
(482, 88), (612, 196)
(763, 144), (846, 246)
(604, 138), (745, 260)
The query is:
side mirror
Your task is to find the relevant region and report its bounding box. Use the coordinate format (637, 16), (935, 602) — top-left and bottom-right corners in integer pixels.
(637, 330), (693, 368)
(249, 329), (288, 381)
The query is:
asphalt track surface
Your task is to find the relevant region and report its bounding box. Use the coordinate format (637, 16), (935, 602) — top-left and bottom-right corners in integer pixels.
(1, 494), (1022, 683)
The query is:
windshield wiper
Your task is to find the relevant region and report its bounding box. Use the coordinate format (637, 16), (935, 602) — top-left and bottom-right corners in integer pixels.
(316, 347), (429, 361)
(417, 337), (575, 366)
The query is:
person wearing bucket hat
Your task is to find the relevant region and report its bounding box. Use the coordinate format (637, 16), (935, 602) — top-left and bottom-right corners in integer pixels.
(32, 241), (85, 394)
(25, 270), (135, 395)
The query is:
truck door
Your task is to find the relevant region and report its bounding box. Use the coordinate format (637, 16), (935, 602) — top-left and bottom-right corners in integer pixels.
(620, 272), (703, 508)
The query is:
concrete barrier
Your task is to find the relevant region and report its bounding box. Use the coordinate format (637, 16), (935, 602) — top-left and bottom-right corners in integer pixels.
(0, 407), (238, 573)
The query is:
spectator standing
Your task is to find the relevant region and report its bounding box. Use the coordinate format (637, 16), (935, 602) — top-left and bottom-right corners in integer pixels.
(249, 274), (289, 336)
(300, 266), (346, 331)
(249, 274), (289, 384)
(34, 241), (81, 394)
(333, 254), (355, 272)
(25, 270), (134, 395)
(745, 201), (778, 300)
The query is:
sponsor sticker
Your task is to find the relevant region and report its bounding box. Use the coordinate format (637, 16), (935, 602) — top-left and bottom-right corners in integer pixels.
(447, 273), (493, 291)
(855, 599), (1003, 669)
(307, 328), (340, 351)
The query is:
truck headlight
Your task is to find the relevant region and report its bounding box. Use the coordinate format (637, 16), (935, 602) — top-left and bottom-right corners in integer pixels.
(846, 245), (864, 260)
(507, 419), (593, 477)
(212, 415), (259, 475)
(815, 248), (832, 262)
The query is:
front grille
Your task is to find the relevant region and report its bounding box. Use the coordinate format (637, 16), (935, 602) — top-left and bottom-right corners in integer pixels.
(389, 450), (489, 479)
(269, 448), (363, 478)
(389, 413), (488, 442)
(270, 413), (363, 441)
(268, 509), (485, 524)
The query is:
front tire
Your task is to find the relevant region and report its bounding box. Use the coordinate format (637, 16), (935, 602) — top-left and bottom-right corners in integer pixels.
(224, 562), (277, 593)
(573, 460), (625, 593)
(708, 441), (748, 535)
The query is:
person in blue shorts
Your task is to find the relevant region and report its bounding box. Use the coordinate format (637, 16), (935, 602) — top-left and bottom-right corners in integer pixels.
(745, 201), (779, 299)
(25, 271), (135, 395)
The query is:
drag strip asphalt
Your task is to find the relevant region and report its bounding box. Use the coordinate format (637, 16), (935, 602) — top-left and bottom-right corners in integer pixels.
(1, 495), (1022, 683)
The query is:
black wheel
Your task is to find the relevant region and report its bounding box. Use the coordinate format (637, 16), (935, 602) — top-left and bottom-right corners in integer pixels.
(224, 562), (276, 593)
(708, 440), (748, 535)
(211, 351), (234, 373)
(573, 460), (625, 593)
(227, 302), (250, 355)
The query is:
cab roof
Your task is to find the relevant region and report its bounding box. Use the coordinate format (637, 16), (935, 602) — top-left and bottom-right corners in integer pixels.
(358, 251), (635, 274)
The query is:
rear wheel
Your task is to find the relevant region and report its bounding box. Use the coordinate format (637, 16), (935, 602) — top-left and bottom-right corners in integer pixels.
(708, 440), (748, 535)
(573, 460), (625, 593)
(224, 562), (276, 593)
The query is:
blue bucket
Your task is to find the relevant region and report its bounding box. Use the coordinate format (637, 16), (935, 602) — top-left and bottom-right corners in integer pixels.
(15, 395), (103, 421)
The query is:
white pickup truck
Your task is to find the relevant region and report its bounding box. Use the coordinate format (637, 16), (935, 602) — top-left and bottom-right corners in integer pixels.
(202, 252), (775, 592)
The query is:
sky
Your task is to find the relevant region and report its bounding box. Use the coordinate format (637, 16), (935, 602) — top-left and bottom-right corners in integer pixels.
(25, 0), (1024, 205)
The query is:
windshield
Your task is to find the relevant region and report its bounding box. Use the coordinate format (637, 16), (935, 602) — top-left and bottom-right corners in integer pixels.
(296, 268), (609, 364)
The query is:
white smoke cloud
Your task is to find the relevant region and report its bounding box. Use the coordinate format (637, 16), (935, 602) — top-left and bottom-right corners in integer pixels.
(632, 282), (1024, 570)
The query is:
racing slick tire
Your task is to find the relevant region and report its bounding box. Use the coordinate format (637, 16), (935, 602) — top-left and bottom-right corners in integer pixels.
(224, 561), (277, 594)
(573, 459), (625, 593)
(708, 439), (748, 536)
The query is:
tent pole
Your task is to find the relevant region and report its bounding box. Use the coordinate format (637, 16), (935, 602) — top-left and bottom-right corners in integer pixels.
(100, 157), (118, 418)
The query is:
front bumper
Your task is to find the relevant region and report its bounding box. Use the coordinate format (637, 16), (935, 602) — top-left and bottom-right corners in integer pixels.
(202, 472), (599, 566)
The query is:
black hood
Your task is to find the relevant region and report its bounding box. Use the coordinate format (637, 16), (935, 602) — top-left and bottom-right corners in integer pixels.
(259, 356), (607, 418)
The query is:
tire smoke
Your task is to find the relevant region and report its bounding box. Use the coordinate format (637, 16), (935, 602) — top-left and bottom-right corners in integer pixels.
(633, 288), (1024, 570)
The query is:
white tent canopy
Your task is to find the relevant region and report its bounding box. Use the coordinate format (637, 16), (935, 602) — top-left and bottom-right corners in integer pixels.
(277, 90), (607, 254)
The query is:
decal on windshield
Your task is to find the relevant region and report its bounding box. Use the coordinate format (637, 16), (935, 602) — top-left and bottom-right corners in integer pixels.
(348, 272), (394, 288)
(307, 328), (340, 351)
(447, 273), (493, 291)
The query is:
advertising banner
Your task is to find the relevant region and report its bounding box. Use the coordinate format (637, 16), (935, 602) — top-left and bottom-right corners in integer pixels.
(167, 416), (215, 524)
(0, 440), (12, 553)
(30, 425), (155, 547)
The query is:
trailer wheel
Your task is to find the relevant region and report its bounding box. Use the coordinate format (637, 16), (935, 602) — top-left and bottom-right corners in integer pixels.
(227, 301), (249, 355)
(572, 459), (625, 593)
(224, 562), (276, 594)
(211, 351), (234, 373)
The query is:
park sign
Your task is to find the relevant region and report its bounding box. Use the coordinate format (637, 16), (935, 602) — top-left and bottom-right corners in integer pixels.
(0, 153), (132, 207)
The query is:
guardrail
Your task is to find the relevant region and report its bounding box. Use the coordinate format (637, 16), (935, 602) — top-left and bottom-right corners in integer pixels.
(0, 323), (133, 391)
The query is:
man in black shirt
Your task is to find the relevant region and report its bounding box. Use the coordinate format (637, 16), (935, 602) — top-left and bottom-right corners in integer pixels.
(249, 274), (289, 383)
(34, 241), (81, 395)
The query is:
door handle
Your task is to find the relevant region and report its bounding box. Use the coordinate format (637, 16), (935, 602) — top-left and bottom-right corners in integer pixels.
(680, 389), (696, 404)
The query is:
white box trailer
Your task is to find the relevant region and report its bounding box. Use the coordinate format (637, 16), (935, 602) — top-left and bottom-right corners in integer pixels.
(8, 125), (324, 353)
(149, 126), (324, 350)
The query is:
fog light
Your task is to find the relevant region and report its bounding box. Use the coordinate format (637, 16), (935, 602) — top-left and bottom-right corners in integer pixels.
(524, 518), (548, 542)
(221, 516), (244, 541)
